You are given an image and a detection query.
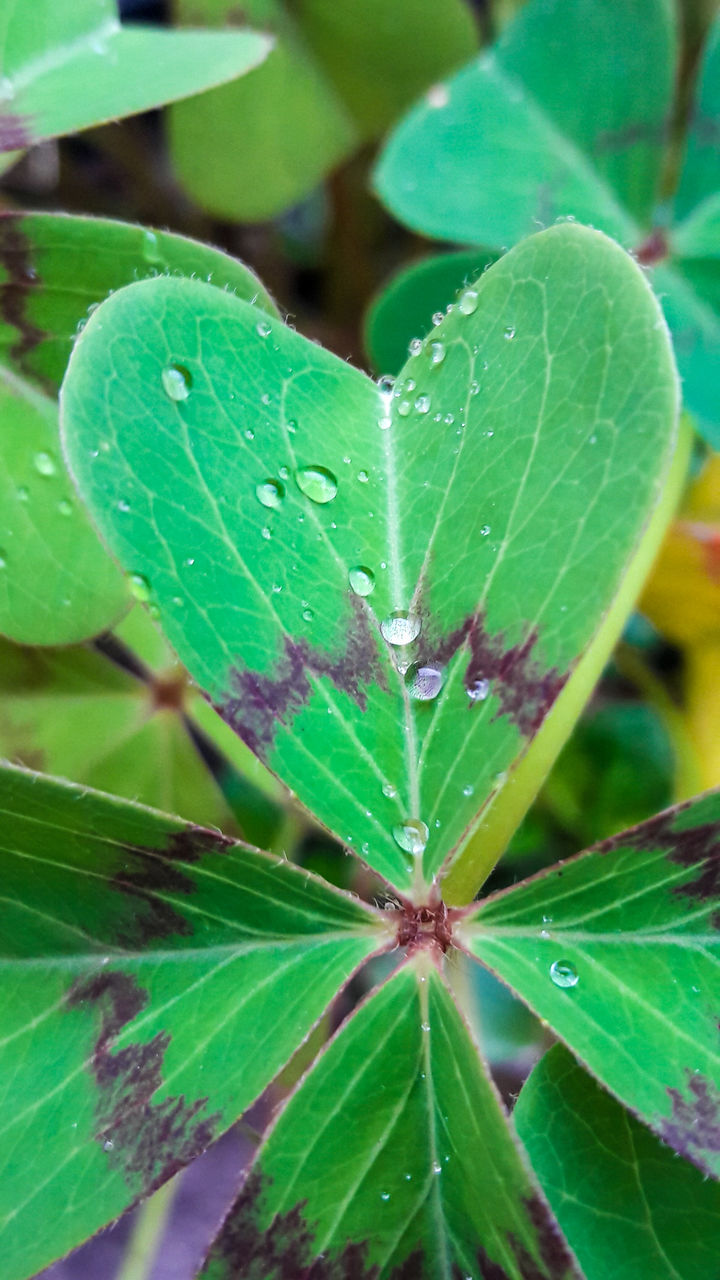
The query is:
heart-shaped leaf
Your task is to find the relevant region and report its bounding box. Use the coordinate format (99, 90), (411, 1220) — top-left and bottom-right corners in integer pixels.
(0, 0), (271, 155)
(0, 763), (385, 1280)
(201, 961), (579, 1280)
(0, 212), (275, 645)
(515, 1044), (720, 1280)
(375, 0), (720, 442)
(461, 789), (720, 1178)
(169, 0), (478, 220)
(60, 223), (679, 894)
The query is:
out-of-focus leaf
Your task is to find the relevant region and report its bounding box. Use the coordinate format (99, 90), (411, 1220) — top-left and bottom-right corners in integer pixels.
(0, 211), (276, 645)
(516, 1044), (720, 1280)
(674, 9), (720, 219)
(0, 762), (386, 1280)
(0, 0), (271, 154)
(462, 789), (720, 1178)
(61, 225), (679, 895)
(201, 962), (579, 1280)
(169, 0), (478, 221)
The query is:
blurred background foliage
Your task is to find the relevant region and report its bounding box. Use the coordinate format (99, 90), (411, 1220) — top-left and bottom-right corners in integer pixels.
(0, 1), (718, 1276)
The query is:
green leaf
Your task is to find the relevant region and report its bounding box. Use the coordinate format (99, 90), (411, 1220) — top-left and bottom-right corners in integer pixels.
(0, 762), (385, 1280)
(169, 0), (478, 221)
(674, 8), (720, 221)
(0, 211), (275, 645)
(365, 249), (497, 376)
(516, 1045), (720, 1280)
(375, 0), (675, 244)
(461, 789), (720, 1178)
(201, 961), (579, 1280)
(59, 223), (679, 894)
(0, 0), (271, 154)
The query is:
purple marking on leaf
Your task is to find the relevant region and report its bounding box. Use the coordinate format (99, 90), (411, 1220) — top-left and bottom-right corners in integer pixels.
(0, 212), (46, 374)
(110, 826), (233, 948)
(600, 805), (720, 926)
(425, 609), (566, 737)
(67, 969), (220, 1195)
(658, 1071), (720, 1177)
(0, 113), (33, 152)
(593, 118), (669, 155)
(217, 598), (386, 761)
(466, 1194), (577, 1279)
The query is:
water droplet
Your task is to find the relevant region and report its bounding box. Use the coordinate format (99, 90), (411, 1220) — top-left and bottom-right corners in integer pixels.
(504, 325), (516, 341)
(382, 782), (397, 799)
(549, 959), (578, 989)
(381, 611), (421, 646)
(467, 677), (490, 702)
(421, 1021), (430, 1032)
(295, 465), (337, 504)
(302, 606), (314, 622)
(409, 337), (423, 356)
(404, 1172), (412, 1181)
(256, 478), (285, 509)
(117, 498), (130, 513)
(432, 311), (444, 326)
(357, 469), (369, 484)
(142, 229), (162, 264)
(380, 1191), (390, 1202)
(426, 83), (449, 108)
(0, 550), (6, 568)
(432, 1160), (442, 1175)
(393, 818), (428, 856)
(103, 1139), (114, 1152)
(397, 400), (412, 417)
(127, 572), (151, 603)
(462, 784), (474, 797)
(261, 526), (272, 540)
(256, 320), (272, 338)
(429, 341), (445, 365)
(414, 394), (431, 414)
(348, 565), (375, 596)
(58, 499), (73, 516)
(378, 414), (392, 431)
(33, 450), (56, 477)
(480, 525), (491, 537)
(444, 413), (454, 425)
(458, 288), (479, 315)
(405, 663), (443, 701)
(377, 375), (394, 394)
(16, 485), (28, 502)
(285, 418), (297, 434)
(161, 363), (192, 401)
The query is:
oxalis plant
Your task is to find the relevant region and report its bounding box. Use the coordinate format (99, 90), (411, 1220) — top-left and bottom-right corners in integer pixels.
(3, 218), (720, 1280)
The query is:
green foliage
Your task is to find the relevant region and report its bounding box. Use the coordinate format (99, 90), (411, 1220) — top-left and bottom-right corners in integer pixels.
(375, 0), (720, 443)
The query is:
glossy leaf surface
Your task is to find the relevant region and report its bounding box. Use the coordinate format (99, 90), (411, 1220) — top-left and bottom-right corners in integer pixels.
(462, 790), (720, 1177)
(202, 963), (578, 1280)
(0, 212), (275, 645)
(0, 0), (271, 154)
(169, 0), (477, 221)
(60, 224), (679, 894)
(516, 1045), (720, 1280)
(0, 763), (384, 1280)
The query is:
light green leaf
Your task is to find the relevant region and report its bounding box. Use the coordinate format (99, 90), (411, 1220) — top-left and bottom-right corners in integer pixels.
(0, 211), (275, 645)
(201, 961), (579, 1280)
(60, 224), (679, 894)
(169, 0), (478, 221)
(365, 249), (497, 376)
(0, 0), (271, 154)
(461, 789), (720, 1178)
(0, 762), (385, 1280)
(516, 1045), (720, 1280)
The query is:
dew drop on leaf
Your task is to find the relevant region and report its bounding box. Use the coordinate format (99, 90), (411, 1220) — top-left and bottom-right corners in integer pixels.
(393, 818), (428, 856)
(467, 677), (490, 702)
(103, 1139), (114, 1152)
(302, 606), (314, 622)
(432, 1160), (442, 1174)
(504, 325), (516, 341)
(429, 341), (445, 365)
(16, 485), (28, 502)
(415, 394), (431, 414)
(348, 565), (375, 596)
(256, 320), (272, 338)
(161, 363), (192, 401)
(380, 1191), (391, 1202)
(127, 572), (152, 603)
(405, 663), (443, 701)
(33, 450), (56, 477)
(357, 470), (369, 484)
(382, 782), (398, 799)
(398, 399), (412, 417)
(549, 959), (579, 989)
(377, 374), (394, 394)
(458, 288), (479, 315)
(256, 479), (285, 510)
(381, 611), (421, 646)
(58, 499), (73, 516)
(409, 337), (423, 356)
(295, 465), (338, 504)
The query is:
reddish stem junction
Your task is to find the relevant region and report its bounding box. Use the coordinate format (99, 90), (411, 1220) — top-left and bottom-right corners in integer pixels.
(393, 898), (465, 955)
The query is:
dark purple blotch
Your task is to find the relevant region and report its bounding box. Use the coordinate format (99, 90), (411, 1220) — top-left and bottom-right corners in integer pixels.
(461, 1194), (577, 1280)
(0, 211), (46, 374)
(658, 1070), (720, 1177)
(0, 113), (34, 153)
(218, 597), (386, 761)
(67, 969), (220, 1194)
(600, 806), (720, 926)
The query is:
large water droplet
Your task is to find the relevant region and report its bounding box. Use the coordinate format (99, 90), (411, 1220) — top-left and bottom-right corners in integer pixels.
(256, 320), (272, 338)
(381, 611), (421, 646)
(161, 364), (192, 401)
(382, 781), (398, 799)
(127, 572), (151, 603)
(295, 465), (337, 504)
(414, 394), (431, 414)
(549, 959), (578, 989)
(405, 663), (443, 701)
(34, 450), (56, 477)
(458, 288), (479, 315)
(429, 341), (445, 365)
(256, 478), (285, 510)
(467, 677), (490, 702)
(393, 819), (429, 856)
(409, 337), (423, 356)
(348, 565), (375, 597)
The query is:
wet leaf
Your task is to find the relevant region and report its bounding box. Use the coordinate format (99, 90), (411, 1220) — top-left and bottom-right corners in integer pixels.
(0, 211), (275, 645)
(461, 789), (720, 1178)
(60, 223), (679, 893)
(169, 0), (478, 220)
(375, 0), (720, 441)
(516, 1044), (720, 1280)
(0, 763), (385, 1280)
(201, 961), (579, 1280)
(0, 0), (271, 154)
